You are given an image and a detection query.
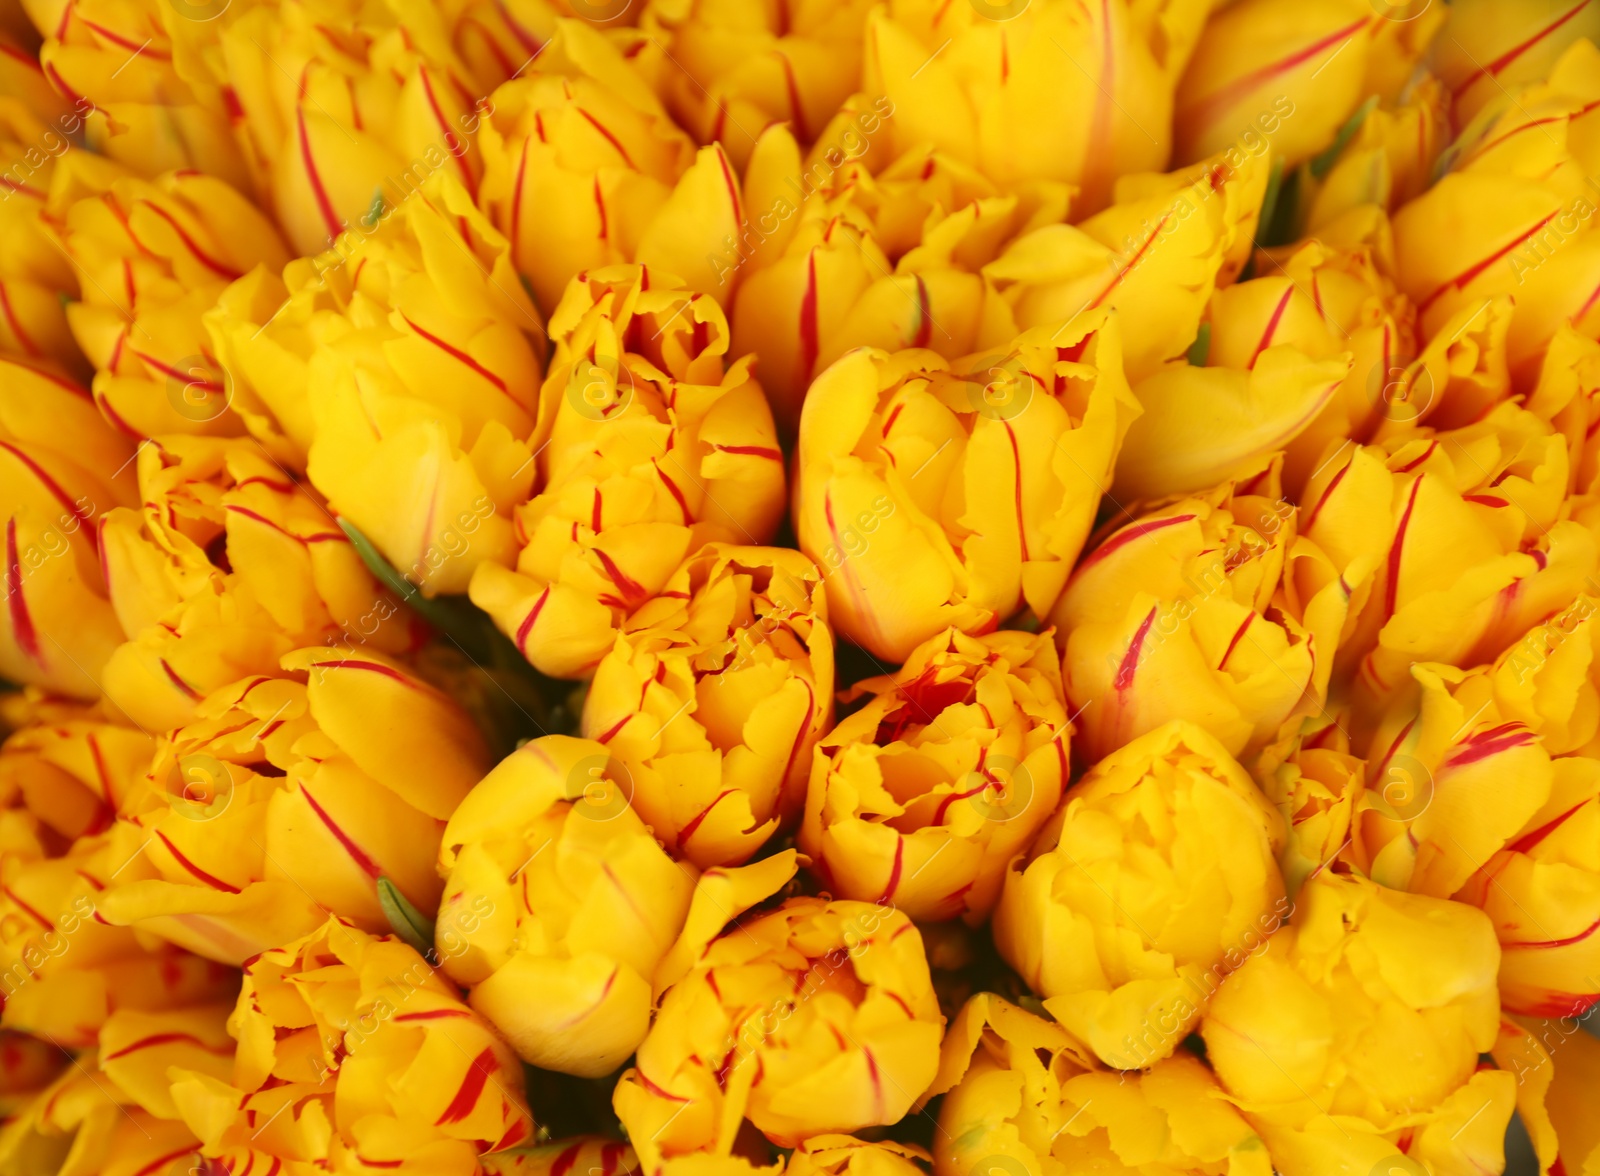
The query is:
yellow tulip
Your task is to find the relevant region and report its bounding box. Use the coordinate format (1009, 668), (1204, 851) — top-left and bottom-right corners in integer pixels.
(0, 355), (133, 699)
(25, 0), (250, 187)
(925, 992), (1272, 1176)
(584, 545), (833, 868)
(1299, 403), (1595, 726)
(1456, 754), (1600, 1018)
(98, 647), (491, 965)
(792, 312), (1139, 662)
(171, 916), (537, 1172)
(0, 98), (86, 380)
(0, 1007), (230, 1176)
(861, 0), (1209, 216)
(613, 896), (943, 1162)
(0, 822), (238, 1048)
(1056, 465), (1358, 763)
(211, 170), (545, 595)
(1258, 739), (1369, 899)
(993, 720), (1287, 1070)
(436, 733), (799, 1077)
(984, 139), (1271, 384)
(730, 122), (1066, 430)
(801, 628), (1066, 925)
(471, 264), (785, 678)
(1201, 873), (1513, 1176)
(473, 18), (700, 313)
(787, 1136), (929, 1176)
(46, 156), (291, 440)
(98, 434), (423, 733)
(1175, 1), (1431, 170)
(484, 1137), (641, 1176)
(1392, 39), (1600, 387)
(1433, 0), (1600, 126)
(639, 0), (873, 173)
(1467, 592), (1600, 757)
(0, 685), (150, 839)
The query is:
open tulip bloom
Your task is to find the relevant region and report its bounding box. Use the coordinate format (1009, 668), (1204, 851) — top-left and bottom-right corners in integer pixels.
(9, 0), (1600, 1172)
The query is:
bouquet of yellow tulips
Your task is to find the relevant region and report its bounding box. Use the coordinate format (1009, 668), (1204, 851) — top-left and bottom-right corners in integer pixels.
(4, 0), (1600, 1173)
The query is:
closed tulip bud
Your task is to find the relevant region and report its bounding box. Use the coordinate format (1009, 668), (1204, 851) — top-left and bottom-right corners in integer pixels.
(793, 313), (1139, 662)
(1175, 1), (1415, 170)
(171, 916), (536, 1171)
(1393, 40), (1600, 386)
(0, 822), (238, 1048)
(0, 99), (86, 379)
(98, 435), (423, 733)
(1433, 0), (1600, 126)
(46, 157), (291, 440)
(485, 1138), (641, 1176)
(0, 1010), (224, 1176)
(1201, 873), (1512, 1176)
(802, 628), (1066, 924)
(0, 355), (134, 699)
(98, 648), (491, 965)
(1362, 664), (1557, 901)
(640, 0), (873, 172)
(994, 721), (1287, 1070)
(474, 19), (699, 312)
(1299, 405), (1595, 723)
(1457, 756), (1600, 1018)
(471, 264), (784, 678)
(1298, 76), (1450, 236)
(584, 546), (833, 868)
(613, 897), (943, 1162)
(929, 993), (1272, 1176)
(862, 0), (1206, 216)
(1057, 467), (1359, 764)
(436, 733), (799, 1077)
(212, 170), (544, 595)
(731, 124), (1067, 429)
(0, 698), (150, 839)
(985, 140), (1271, 384)
(29, 0), (250, 188)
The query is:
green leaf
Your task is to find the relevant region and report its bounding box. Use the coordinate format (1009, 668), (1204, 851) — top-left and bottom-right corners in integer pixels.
(1310, 95), (1379, 180)
(378, 877), (434, 957)
(364, 188), (387, 227)
(1186, 322), (1212, 367)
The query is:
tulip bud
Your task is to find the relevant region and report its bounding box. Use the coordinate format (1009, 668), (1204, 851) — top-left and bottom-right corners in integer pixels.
(0, 355), (133, 699)
(640, 0), (873, 173)
(925, 992), (1272, 1176)
(0, 99), (85, 379)
(0, 1008), (226, 1175)
(584, 545), (833, 868)
(1299, 404), (1595, 724)
(1201, 873), (1512, 1176)
(1458, 755), (1600, 1018)
(1057, 464), (1360, 764)
(802, 628), (1067, 924)
(98, 648), (491, 965)
(731, 123), (1067, 430)
(436, 733), (799, 1077)
(29, 0), (250, 187)
(614, 897), (943, 1162)
(984, 139), (1271, 384)
(861, 0), (1204, 216)
(1175, 1), (1429, 170)
(474, 19), (700, 312)
(471, 264), (784, 678)
(1433, 0), (1600, 126)
(46, 157), (291, 441)
(793, 313), (1138, 662)
(993, 720), (1288, 1069)
(98, 435), (423, 733)
(1392, 40), (1600, 387)
(171, 917), (537, 1171)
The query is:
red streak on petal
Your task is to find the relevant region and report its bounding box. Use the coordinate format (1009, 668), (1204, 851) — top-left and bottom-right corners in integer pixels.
(799, 251), (820, 382)
(549, 1143), (584, 1176)
(298, 783), (382, 879)
(132, 1147), (201, 1176)
(393, 1009), (472, 1022)
(594, 549), (649, 608)
(1113, 606), (1159, 692)
(515, 586), (551, 654)
(0, 441), (96, 529)
(778, 52), (808, 141)
(678, 789), (737, 846)
(1384, 476), (1424, 620)
(103, 1031), (231, 1060)
(712, 443), (783, 460)
(655, 464), (692, 523)
(154, 830), (241, 893)
(418, 66), (476, 199)
(1184, 16), (1371, 131)
(434, 1046), (498, 1124)
(593, 714), (631, 745)
(0, 285), (39, 356)
(399, 314), (519, 408)
(1446, 723), (1538, 767)
(1004, 421), (1029, 562)
(1508, 798), (1591, 855)
(160, 658), (203, 701)
(714, 144), (743, 226)
(1247, 287), (1296, 369)
(911, 275), (932, 349)
(878, 838), (904, 903)
(576, 108), (636, 168)
(1076, 513), (1197, 576)
(1218, 612), (1255, 670)
(1089, 213), (1171, 310)
(1507, 912), (1600, 951)
(5, 518), (40, 664)
(138, 202), (242, 280)
(1453, 0), (1593, 97)
(297, 106), (344, 244)
(1418, 210), (1562, 314)
(2, 884), (52, 930)
(315, 658), (421, 689)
